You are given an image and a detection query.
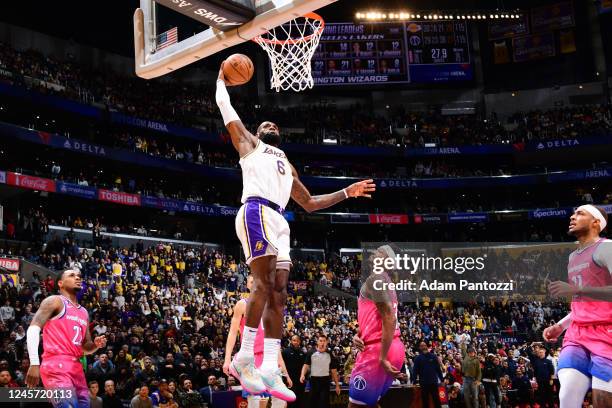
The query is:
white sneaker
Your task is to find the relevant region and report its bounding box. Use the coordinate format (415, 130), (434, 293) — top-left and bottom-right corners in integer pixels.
(261, 369), (296, 402)
(230, 357), (266, 394)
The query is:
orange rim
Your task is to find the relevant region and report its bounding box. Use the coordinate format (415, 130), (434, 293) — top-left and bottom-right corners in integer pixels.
(252, 12), (325, 46)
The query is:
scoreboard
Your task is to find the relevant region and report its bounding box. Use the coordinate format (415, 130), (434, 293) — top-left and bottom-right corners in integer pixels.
(311, 21), (473, 86)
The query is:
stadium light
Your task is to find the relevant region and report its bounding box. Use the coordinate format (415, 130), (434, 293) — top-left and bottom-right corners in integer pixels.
(354, 9), (522, 21)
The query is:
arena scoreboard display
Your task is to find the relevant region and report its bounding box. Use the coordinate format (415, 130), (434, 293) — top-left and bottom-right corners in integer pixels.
(311, 21), (473, 86)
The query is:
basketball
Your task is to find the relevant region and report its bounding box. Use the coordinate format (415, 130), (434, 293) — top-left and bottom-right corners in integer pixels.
(223, 54), (254, 86)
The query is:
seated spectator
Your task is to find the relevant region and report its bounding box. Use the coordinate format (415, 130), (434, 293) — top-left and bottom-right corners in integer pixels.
(130, 385), (153, 408)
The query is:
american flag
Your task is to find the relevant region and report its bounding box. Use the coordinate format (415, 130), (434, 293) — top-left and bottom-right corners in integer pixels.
(156, 27), (178, 51)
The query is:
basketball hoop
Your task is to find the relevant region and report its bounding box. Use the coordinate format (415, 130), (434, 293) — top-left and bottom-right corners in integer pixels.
(253, 12), (324, 92)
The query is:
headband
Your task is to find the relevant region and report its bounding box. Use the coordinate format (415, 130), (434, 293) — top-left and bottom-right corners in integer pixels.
(577, 204), (607, 231)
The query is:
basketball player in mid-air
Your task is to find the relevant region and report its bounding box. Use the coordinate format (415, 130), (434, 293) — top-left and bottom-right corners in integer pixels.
(543, 205), (612, 408)
(350, 245), (405, 407)
(216, 62), (376, 400)
(224, 275), (292, 408)
(26, 269), (107, 408)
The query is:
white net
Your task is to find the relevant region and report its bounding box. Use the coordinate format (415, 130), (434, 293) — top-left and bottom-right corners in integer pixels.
(253, 13), (324, 92)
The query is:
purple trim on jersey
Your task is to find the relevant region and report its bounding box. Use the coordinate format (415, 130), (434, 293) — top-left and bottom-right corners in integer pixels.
(244, 202), (270, 259)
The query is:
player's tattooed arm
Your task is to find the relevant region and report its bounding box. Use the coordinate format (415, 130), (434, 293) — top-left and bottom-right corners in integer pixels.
(290, 163), (376, 212)
(30, 296), (62, 328)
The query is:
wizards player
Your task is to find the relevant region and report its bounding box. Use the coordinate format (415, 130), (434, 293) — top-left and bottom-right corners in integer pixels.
(543, 205), (612, 408)
(26, 269), (106, 408)
(350, 245), (405, 407)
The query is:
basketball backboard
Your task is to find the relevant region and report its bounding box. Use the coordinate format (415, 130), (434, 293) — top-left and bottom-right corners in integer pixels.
(134, 0), (337, 79)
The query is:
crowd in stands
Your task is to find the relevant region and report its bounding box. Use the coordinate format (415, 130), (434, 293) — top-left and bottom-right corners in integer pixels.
(1, 41), (611, 150)
(0, 224), (576, 406)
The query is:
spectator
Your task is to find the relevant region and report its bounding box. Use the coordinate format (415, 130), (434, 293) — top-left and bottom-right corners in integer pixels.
(89, 380), (103, 408)
(177, 378), (204, 408)
(198, 375), (219, 406)
(482, 354), (502, 408)
(102, 380), (123, 408)
(413, 341), (444, 408)
(130, 385), (153, 408)
(0, 369), (18, 387)
(90, 354), (116, 385)
(531, 346), (554, 408)
(461, 347), (481, 408)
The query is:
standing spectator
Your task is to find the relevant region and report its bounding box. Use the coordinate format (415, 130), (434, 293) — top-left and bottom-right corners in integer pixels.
(102, 380), (123, 408)
(283, 334), (307, 407)
(0, 301), (14, 323)
(413, 341), (444, 408)
(130, 385), (153, 408)
(461, 347), (481, 408)
(482, 355), (502, 408)
(531, 347), (554, 408)
(300, 334), (341, 408)
(89, 381), (103, 408)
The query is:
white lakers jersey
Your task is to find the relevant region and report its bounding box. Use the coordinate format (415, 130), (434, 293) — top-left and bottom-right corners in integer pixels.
(239, 140), (293, 208)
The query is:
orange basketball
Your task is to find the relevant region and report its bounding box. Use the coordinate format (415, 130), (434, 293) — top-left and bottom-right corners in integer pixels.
(223, 54), (254, 86)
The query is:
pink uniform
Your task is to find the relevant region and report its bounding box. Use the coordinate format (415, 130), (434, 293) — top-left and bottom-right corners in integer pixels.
(558, 239), (612, 381)
(238, 299), (265, 367)
(40, 295), (89, 408)
(349, 275), (405, 406)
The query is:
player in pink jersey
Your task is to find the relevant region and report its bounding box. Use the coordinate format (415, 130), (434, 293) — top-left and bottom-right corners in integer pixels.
(350, 245), (406, 407)
(543, 205), (612, 408)
(25, 269), (107, 408)
(224, 275), (293, 407)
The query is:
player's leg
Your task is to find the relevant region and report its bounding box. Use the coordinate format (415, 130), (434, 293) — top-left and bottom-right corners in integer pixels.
(232, 255), (276, 393)
(557, 343), (595, 408)
(39, 357), (81, 408)
(260, 216), (295, 402)
(71, 366), (90, 408)
(590, 354), (612, 408)
(233, 204), (278, 393)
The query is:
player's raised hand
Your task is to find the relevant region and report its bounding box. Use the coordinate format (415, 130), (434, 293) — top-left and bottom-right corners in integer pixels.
(548, 281), (578, 298)
(543, 324), (563, 342)
(345, 179), (376, 198)
(379, 358), (401, 378)
(25, 365), (40, 388)
(94, 335), (107, 349)
(352, 334), (365, 352)
(218, 61), (227, 85)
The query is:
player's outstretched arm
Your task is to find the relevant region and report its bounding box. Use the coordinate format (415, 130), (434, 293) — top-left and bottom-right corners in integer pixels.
(25, 296), (62, 387)
(216, 63), (257, 158)
(223, 300), (245, 375)
(290, 164), (376, 213)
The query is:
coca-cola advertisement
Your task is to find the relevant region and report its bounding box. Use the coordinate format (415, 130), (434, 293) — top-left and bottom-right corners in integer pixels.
(98, 189), (141, 206)
(0, 258), (20, 272)
(7, 172), (56, 192)
(368, 214), (409, 225)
